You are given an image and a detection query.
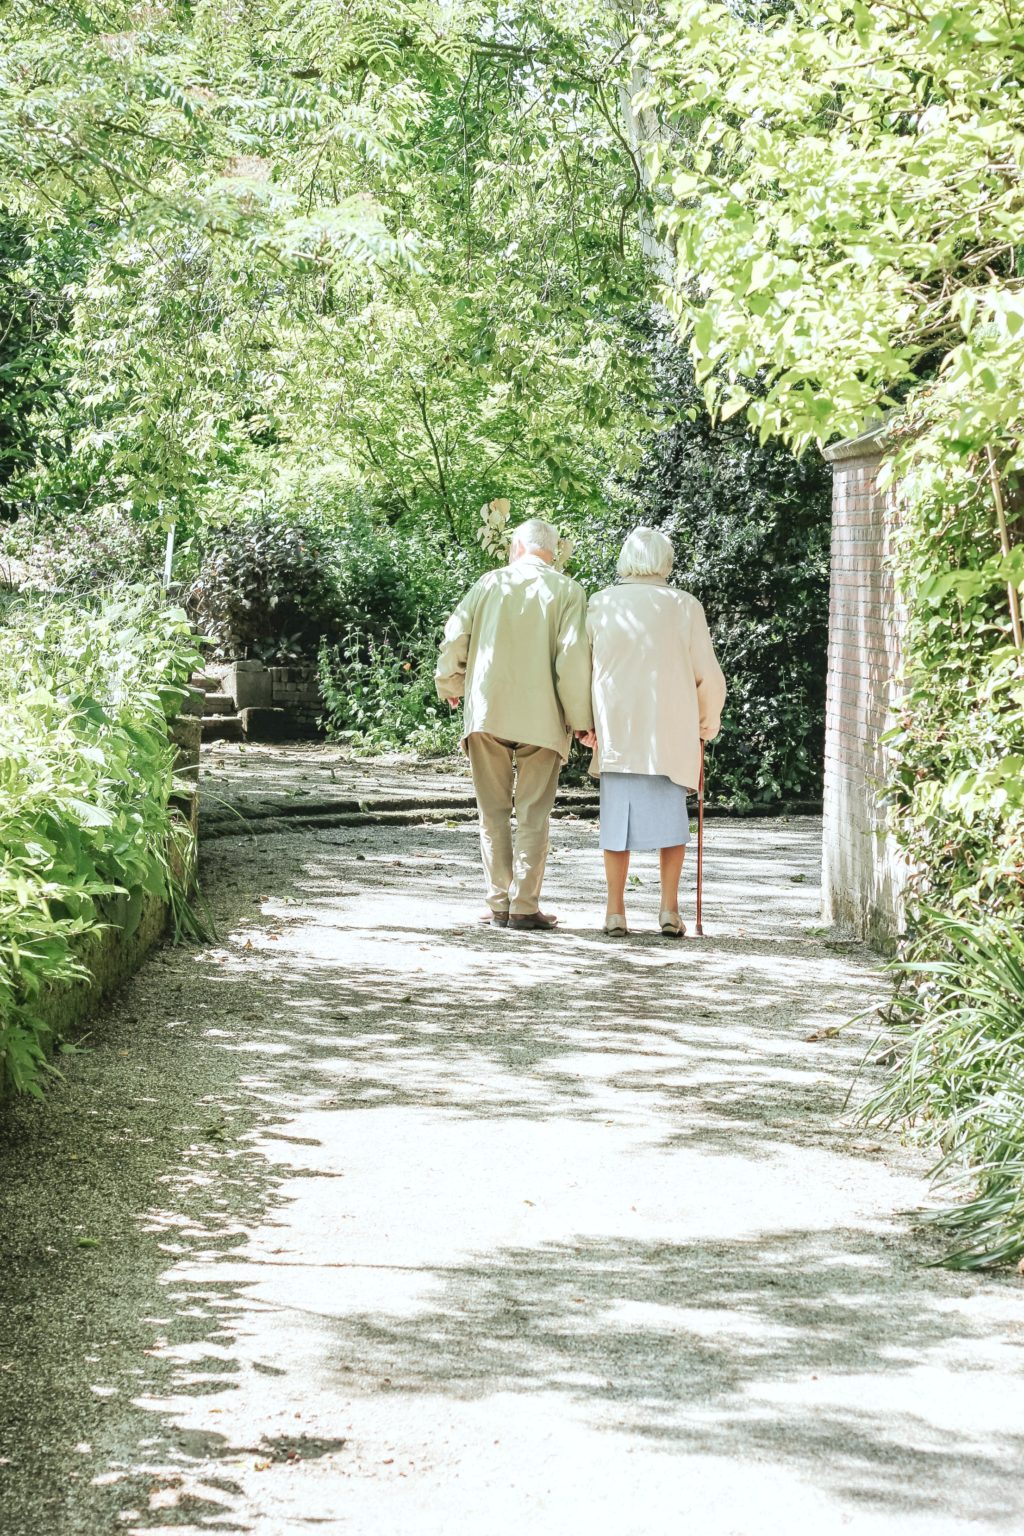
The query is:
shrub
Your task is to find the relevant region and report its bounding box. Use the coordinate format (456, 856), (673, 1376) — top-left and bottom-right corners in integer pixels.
(863, 909), (1024, 1270)
(0, 588), (201, 1097)
(184, 503), (477, 665)
(1, 505), (165, 593)
(860, 436), (1024, 1266)
(328, 511), (478, 646)
(318, 627), (462, 757)
(184, 509), (342, 661)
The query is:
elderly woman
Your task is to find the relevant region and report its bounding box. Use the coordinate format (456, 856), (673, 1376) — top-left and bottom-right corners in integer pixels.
(583, 527), (726, 937)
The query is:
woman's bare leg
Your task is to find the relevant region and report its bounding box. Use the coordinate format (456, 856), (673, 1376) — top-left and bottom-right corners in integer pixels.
(603, 850), (630, 920)
(659, 844), (686, 915)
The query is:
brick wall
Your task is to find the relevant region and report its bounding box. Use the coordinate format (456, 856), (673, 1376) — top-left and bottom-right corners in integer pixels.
(268, 665), (320, 720)
(821, 427), (906, 947)
(223, 659), (323, 738)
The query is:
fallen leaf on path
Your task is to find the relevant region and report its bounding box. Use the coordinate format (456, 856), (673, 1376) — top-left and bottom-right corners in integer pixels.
(805, 1027), (840, 1042)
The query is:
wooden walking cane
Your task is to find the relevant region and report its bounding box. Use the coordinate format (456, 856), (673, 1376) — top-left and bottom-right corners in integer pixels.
(694, 740), (705, 938)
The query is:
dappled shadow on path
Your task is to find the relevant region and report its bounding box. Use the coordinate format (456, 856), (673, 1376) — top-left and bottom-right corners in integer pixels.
(109, 1193), (1024, 1531)
(5, 815), (1024, 1534)
(87, 821), (1023, 1532)
(184, 822), (885, 1163)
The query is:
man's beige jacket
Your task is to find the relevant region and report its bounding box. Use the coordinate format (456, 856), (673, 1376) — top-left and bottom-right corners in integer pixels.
(435, 554), (594, 760)
(587, 576), (726, 791)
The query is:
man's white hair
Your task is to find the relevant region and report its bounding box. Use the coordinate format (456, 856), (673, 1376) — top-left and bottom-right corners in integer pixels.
(510, 518), (560, 558)
(617, 526), (674, 580)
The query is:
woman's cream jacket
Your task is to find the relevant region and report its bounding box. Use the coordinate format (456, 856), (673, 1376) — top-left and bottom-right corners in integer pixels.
(587, 576), (726, 792)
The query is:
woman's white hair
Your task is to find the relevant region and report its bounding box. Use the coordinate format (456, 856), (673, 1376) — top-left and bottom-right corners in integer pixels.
(510, 518), (559, 557)
(617, 526), (674, 580)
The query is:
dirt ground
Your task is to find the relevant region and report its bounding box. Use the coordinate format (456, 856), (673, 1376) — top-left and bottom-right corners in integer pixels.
(1, 745), (1022, 1536)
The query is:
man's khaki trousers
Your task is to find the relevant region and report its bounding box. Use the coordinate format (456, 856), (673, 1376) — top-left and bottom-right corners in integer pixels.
(466, 733), (562, 916)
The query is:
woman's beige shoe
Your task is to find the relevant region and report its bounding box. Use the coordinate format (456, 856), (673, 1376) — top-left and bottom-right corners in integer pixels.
(604, 914), (628, 936)
(659, 910), (686, 938)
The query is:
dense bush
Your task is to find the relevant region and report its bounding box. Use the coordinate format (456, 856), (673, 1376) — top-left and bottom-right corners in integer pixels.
(2, 505), (165, 593)
(319, 628), (462, 757)
(865, 908), (1024, 1270)
(0, 217), (82, 522)
(317, 516), (480, 754)
(185, 503), (478, 666)
(634, 345), (833, 807)
(328, 512), (477, 646)
(184, 509), (343, 662)
(0, 589), (201, 1097)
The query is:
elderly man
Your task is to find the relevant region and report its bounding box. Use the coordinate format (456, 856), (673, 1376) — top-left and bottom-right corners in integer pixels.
(436, 517), (593, 931)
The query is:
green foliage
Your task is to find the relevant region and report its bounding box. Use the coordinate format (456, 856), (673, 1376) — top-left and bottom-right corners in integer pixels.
(883, 442), (1024, 929)
(316, 512), (476, 753)
(863, 909), (1024, 1271)
(634, 343), (832, 806)
(3, 505), (165, 592)
(865, 436), (1024, 1266)
(0, 589), (201, 1097)
(0, 0), (656, 554)
(640, 0), (1024, 1259)
(0, 216), (80, 520)
(184, 508), (345, 662)
(319, 629), (461, 756)
(639, 0), (1024, 457)
(0, 0), (829, 811)
(327, 510), (477, 645)
(184, 494), (477, 668)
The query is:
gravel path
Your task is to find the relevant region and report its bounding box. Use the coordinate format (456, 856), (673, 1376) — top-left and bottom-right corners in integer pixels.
(2, 754), (1023, 1536)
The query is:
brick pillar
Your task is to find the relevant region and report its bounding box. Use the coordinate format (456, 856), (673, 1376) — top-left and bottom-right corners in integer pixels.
(821, 426), (906, 948)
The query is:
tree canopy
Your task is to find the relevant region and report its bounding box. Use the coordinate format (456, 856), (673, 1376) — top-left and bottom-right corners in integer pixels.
(637, 0), (1024, 462)
(1, 0), (659, 546)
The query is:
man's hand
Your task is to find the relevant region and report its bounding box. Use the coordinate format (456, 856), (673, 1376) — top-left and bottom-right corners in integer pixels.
(575, 729), (597, 750)
(447, 698), (461, 709)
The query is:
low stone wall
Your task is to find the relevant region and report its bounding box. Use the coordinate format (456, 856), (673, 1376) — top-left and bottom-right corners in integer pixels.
(9, 716), (201, 1083)
(30, 889), (170, 1047)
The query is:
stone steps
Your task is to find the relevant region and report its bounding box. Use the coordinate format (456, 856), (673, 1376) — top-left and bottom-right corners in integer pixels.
(188, 669), (244, 743)
(189, 672), (222, 694)
(202, 714), (244, 744)
(187, 661), (320, 745)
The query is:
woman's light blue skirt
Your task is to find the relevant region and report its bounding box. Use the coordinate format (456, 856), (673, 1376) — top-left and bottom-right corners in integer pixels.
(599, 772), (691, 852)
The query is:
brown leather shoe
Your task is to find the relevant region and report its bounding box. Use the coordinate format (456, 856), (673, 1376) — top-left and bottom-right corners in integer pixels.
(480, 910), (509, 927)
(508, 911), (558, 931)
